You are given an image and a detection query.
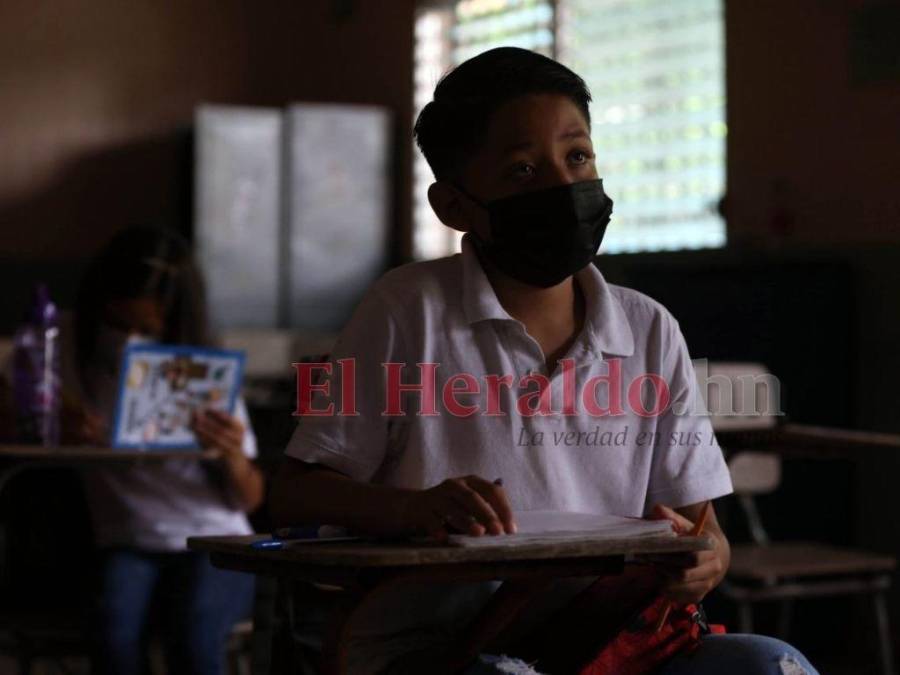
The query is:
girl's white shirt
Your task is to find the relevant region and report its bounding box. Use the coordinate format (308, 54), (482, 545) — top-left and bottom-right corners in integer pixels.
(59, 314), (256, 552)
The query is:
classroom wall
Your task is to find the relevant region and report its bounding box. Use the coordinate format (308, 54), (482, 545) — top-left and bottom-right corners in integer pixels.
(725, 2), (900, 650)
(0, 0), (414, 263)
(725, 0), (900, 246)
(722, 0), (900, 425)
(3, 0), (897, 261)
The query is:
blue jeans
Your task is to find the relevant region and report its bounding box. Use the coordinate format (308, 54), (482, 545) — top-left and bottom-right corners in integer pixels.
(463, 634), (819, 674)
(93, 548), (255, 675)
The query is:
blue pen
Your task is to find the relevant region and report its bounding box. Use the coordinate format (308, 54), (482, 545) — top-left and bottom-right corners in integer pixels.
(249, 525), (354, 550)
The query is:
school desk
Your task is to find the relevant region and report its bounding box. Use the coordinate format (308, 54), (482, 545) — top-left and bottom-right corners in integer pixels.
(0, 444), (228, 670)
(716, 422), (900, 458)
(0, 443), (220, 494)
(188, 531), (713, 675)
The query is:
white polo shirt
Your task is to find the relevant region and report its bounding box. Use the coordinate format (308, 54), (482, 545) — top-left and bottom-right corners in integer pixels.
(285, 233), (733, 673)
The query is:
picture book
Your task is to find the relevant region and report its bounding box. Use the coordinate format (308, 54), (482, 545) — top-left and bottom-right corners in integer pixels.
(110, 344), (245, 450)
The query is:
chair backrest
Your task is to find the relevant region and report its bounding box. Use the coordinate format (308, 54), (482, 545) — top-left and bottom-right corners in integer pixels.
(728, 451), (782, 495)
(699, 362), (786, 544)
(698, 361), (783, 496)
(696, 361), (781, 433)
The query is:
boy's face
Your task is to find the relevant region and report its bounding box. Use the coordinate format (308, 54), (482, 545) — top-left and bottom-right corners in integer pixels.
(429, 93), (598, 238)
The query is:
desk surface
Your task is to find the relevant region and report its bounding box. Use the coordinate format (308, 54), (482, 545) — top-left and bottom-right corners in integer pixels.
(717, 422), (900, 456)
(0, 445), (220, 493)
(0, 444), (219, 463)
(192, 534), (713, 673)
(189, 532), (713, 569)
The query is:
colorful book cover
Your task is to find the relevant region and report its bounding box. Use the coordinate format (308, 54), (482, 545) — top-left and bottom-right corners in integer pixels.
(110, 344), (245, 450)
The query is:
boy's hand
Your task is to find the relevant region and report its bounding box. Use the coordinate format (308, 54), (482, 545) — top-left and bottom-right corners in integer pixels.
(401, 475), (517, 540)
(645, 503), (728, 605)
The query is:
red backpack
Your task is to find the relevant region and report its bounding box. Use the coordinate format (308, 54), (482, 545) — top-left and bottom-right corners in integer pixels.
(578, 595), (725, 675)
(505, 566), (725, 675)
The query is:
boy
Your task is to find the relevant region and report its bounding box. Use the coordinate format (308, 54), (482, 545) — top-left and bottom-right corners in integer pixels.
(272, 47), (816, 675)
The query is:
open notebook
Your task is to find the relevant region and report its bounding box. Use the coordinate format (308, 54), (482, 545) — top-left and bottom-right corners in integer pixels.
(445, 510), (675, 548)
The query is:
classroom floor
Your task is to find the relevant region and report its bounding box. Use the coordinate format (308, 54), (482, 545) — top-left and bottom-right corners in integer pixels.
(0, 652), (874, 675)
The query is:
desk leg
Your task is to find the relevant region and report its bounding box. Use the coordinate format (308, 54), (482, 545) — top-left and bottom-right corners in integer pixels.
(450, 578), (555, 669)
(380, 578), (553, 675)
(318, 558), (629, 675)
(320, 586), (366, 675)
(508, 564), (660, 673)
(250, 576), (277, 675)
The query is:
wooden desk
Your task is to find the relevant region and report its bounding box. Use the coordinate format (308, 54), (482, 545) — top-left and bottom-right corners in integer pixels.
(0, 444), (218, 493)
(0, 444), (219, 463)
(0, 445), (224, 669)
(717, 422), (900, 458)
(189, 532), (713, 675)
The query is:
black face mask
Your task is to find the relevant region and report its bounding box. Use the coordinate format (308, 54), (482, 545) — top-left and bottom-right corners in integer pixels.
(467, 179), (614, 288)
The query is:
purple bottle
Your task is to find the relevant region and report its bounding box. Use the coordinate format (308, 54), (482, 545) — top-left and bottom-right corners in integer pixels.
(12, 284), (61, 446)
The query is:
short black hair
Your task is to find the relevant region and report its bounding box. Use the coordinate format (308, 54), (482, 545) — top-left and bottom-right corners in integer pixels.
(75, 226), (210, 380)
(414, 46), (592, 180)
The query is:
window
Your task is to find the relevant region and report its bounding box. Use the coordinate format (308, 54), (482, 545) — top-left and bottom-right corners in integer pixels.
(413, 0), (555, 259)
(412, 0), (726, 258)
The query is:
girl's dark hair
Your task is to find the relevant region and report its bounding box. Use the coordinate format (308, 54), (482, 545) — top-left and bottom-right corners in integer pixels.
(414, 46), (592, 180)
(75, 226), (209, 370)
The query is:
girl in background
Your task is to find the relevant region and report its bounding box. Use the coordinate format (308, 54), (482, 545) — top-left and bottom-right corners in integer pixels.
(66, 226), (263, 675)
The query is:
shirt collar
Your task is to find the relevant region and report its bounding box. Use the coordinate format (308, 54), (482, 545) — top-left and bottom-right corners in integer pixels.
(461, 233), (514, 324)
(576, 259), (635, 358)
(460, 233), (635, 358)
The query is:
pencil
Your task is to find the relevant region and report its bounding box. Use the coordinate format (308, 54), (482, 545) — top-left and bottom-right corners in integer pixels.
(654, 501), (712, 632)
